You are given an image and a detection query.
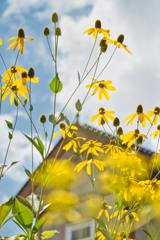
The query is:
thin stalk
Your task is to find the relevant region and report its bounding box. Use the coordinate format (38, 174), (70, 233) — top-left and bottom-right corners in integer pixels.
(46, 36), (55, 62)
(14, 51), (19, 66)
(0, 54), (7, 70)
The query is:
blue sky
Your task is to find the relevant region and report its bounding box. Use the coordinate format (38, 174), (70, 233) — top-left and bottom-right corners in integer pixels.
(0, 0), (160, 236)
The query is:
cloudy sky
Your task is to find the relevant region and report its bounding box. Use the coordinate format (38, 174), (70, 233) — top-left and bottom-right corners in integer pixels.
(0, 0), (160, 236)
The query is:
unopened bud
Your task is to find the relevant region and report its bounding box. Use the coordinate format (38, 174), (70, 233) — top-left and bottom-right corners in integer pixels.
(117, 34), (124, 43)
(43, 27), (50, 36)
(40, 114), (46, 123)
(113, 117), (120, 127)
(117, 127), (123, 135)
(55, 27), (61, 36)
(28, 67), (34, 78)
(52, 12), (58, 23)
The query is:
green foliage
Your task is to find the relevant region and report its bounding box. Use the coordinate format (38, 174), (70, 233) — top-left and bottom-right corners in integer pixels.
(5, 120), (13, 129)
(41, 230), (59, 239)
(59, 156), (73, 168)
(23, 133), (44, 157)
(142, 229), (153, 240)
(29, 104), (33, 111)
(13, 198), (34, 234)
(77, 71), (80, 84)
(75, 99), (82, 112)
(8, 132), (12, 140)
(0, 197), (13, 228)
(24, 167), (32, 179)
(32, 213), (49, 234)
(49, 73), (62, 93)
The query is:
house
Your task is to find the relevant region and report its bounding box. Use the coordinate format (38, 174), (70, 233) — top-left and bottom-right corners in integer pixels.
(16, 120), (155, 240)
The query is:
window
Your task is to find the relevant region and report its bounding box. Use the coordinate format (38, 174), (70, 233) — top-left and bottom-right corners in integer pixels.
(65, 219), (95, 240)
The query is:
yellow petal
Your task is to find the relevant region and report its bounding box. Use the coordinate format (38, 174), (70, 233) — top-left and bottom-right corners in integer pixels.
(5, 37), (17, 43)
(74, 161), (87, 172)
(25, 37), (35, 41)
(99, 88), (103, 100)
(97, 209), (103, 218)
(87, 163), (91, 175)
(90, 113), (99, 122)
(103, 89), (110, 100)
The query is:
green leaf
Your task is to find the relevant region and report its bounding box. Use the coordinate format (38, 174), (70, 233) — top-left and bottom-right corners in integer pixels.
(12, 219), (27, 234)
(1, 213), (20, 228)
(45, 132), (48, 138)
(92, 217), (107, 230)
(142, 230), (153, 240)
(14, 99), (18, 106)
(98, 228), (111, 240)
(49, 73), (62, 93)
(64, 116), (70, 126)
(32, 214), (49, 234)
(41, 230), (59, 239)
(77, 72), (80, 84)
(74, 152), (81, 157)
(59, 156), (73, 168)
(48, 114), (55, 124)
(37, 138), (44, 156)
(121, 208), (136, 221)
(24, 167), (32, 179)
(23, 133), (43, 157)
(5, 120), (13, 129)
(24, 99), (28, 107)
(29, 104), (33, 111)
(0, 197), (13, 228)
(13, 198), (34, 234)
(75, 99), (82, 112)
(0, 162), (18, 179)
(8, 132), (12, 140)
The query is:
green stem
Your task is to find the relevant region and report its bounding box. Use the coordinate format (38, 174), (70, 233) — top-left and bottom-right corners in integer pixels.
(14, 51), (19, 66)
(46, 36), (55, 62)
(0, 54), (7, 70)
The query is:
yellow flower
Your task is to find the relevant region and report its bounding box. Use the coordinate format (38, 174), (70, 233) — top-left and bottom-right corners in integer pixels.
(110, 207), (139, 223)
(1, 80), (31, 105)
(74, 153), (106, 175)
(120, 129), (147, 147)
(150, 124), (160, 139)
(90, 107), (115, 126)
(97, 200), (112, 221)
(86, 78), (116, 100)
(123, 104), (152, 127)
(20, 72), (39, 86)
(80, 140), (104, 156)
(53, 123), (78, 139)
(0, 39), (2, 45)
(6, 28), (35, 54)
(143, 107), (160, 126)
(2, 66), (27, 83)
(103, 139), (123, 155)
(63, 132), (86, 152)
(106, 34), (132, 54)
(95, 231), (105, 240)
(83, 20), (110, 39)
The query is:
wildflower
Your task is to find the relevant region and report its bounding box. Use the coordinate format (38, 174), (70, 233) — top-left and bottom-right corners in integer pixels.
(97, 200), (112, 221)
(103, 139), (123, 155)
(144, 107), (160, 126)
(20, 72), (39, 86)
(52, 12), (58, 23)
(106, 34), (132, 54)
(80, 140), (104, 156)
(123, 104), (152, 127)
(150, 124), (160, 139)
(117, 127), (123, 136)
(115, 231), (135, 240)
(120, 129), (147, 147)
(83, 20), (110, 39)
(53, 123), (78, 139)
(1, 80), (31, 105)
(40, 115), (46, 123)
(110, 207), (139, 223)
(113, 117), (120, 127)
(6, 28), (35, 54)
(74, 153), (106, 175)
(2, 66), (27, 83)
(63, 132), (86, 152)
(43, 27), (50, 36)
(90, 108), (115, 126)
(99, 37), (108, 52)
(55, 27), (61, 36)
(86, 78), (116, 100)
(95, 231), (105, 240)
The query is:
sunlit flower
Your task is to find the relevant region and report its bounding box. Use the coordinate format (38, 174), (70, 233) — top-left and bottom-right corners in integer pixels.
(110, 207), (139, 223)
(97, 200), (112, 221)
(120, 129), (147, 147)
(123, 104), (152, 127)
(90, 107), (115, 126)
(144, 107), (160, 126)
(106, 34), (132, 54)
(19, 72), (39, 86)
(150, 124), (160, 139)
(74, 153), (106, 175)
(80, 140), (104, 156)
(6, 28), (35, 54)
(2, 66), (27, 83)
(53, 123), (78, 139)
(86, 78), (116, 100)
(63, 132), (86, 152)
(95, 231), (105, 240)
(103, 139), (123, 155)
(84, 20), (110, 39)
(139, 178), (160, 200)
(1, 80), (31, 105)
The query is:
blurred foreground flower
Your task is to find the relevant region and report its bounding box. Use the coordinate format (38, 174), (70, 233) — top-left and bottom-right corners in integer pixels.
(6, 28), (35, 54)
(86, 78), (116, 100)
(83, 20), (110, 39)
(90, 107), (115, 126)
(110, 207), (139, 223)
(97, 200), (112, 221)
(150, 124), (160, 139)
(74, 153), (106, 175)
(107, 34), (132, 54)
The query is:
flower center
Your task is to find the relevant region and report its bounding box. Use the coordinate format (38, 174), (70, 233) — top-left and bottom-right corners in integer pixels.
(110, 139), (116, 145)
(11, 86), (18, 91)
(154, 106), (160, 115)
(21, 72), (27, 78)
(117, 34), (124, 43)
(95, 20), (101, 28)
(99, 83), (104, 88)
(157, 125), (160, 130)
(59, 122), (66, 130)
(136, 104), (143, 113)
(11, 66), (17, 73)
(101, 200), (107, 209)
(89, 143), (94, 148)
(18, 28), (25, 38)
(99, 107), (105, 115)
(72, 132), (78, 139)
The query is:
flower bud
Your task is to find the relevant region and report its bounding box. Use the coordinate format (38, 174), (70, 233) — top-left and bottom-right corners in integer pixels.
(18, 28), (25, 38)
(95, 20), (101, 28)
(117, 34), (124, 43)
(55, 27), (61, 36)
(40, 114), (46, 123)
(154, 107), (160, 115)
(43, 27), (50, 36)
(28, 67), (34, 78)
(113, 117), (120, 127)
(117, 127), (123, 135)
(52, 12), (58, 23)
